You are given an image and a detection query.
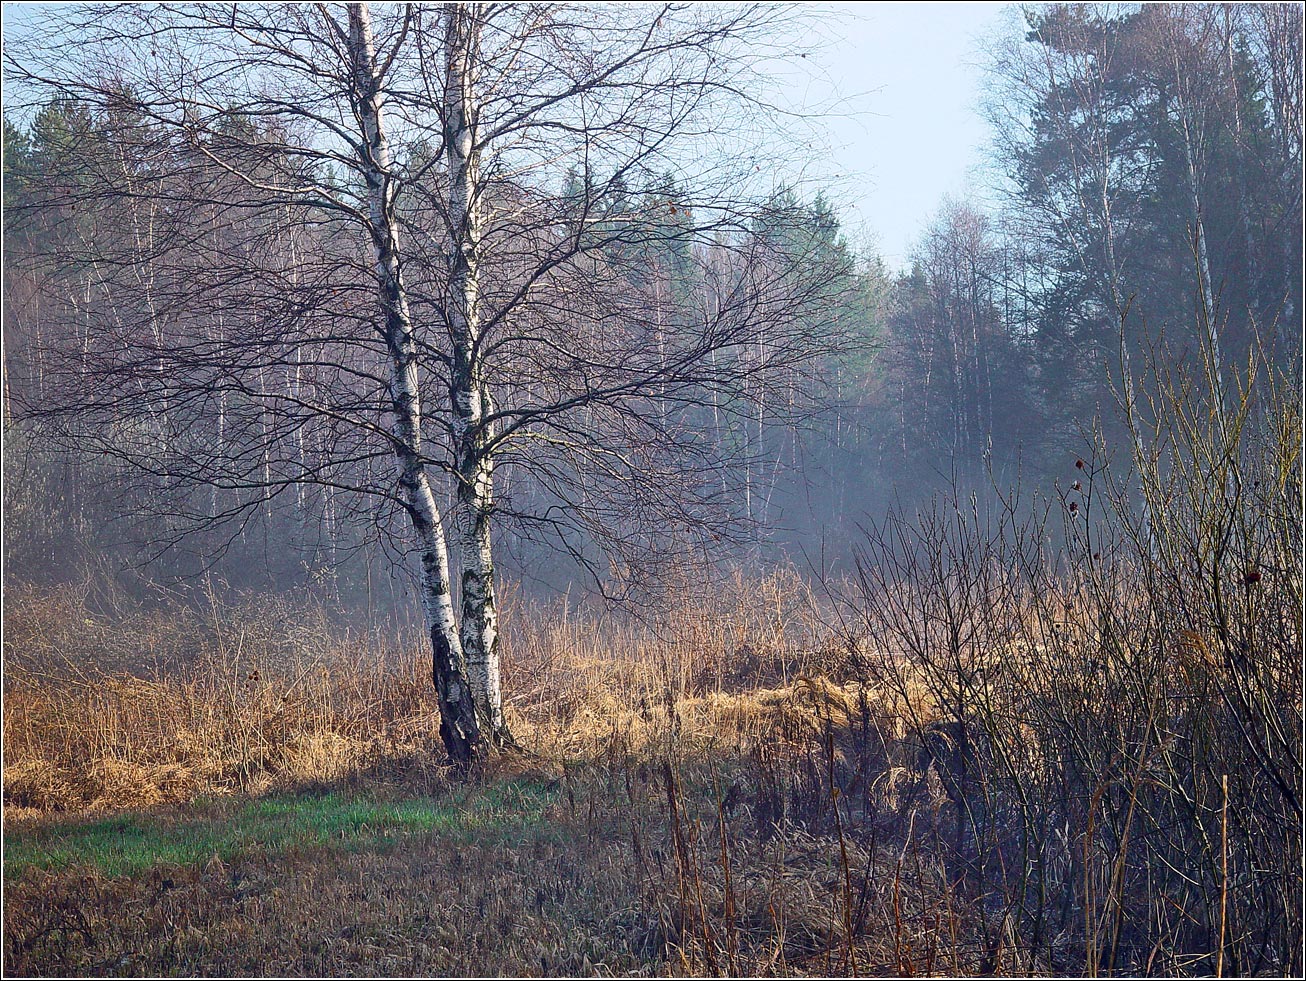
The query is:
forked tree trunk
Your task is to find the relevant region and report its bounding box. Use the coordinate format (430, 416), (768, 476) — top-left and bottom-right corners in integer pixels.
(348, 2), (480, 762)
(443, 3), (509, 746)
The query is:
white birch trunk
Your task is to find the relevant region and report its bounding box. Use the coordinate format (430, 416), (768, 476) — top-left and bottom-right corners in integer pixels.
(1166, 35), (1225, 391)
(1165, 35), (1234, 476)
(1224, 9), (1261, 308)
(442, 3), (508, 745)
(347, 3), (480, 762)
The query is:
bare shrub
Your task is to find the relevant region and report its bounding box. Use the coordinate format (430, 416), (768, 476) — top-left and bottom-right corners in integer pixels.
(834, 333), (1302, 975)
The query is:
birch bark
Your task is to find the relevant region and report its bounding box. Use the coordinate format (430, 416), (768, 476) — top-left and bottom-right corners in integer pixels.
(347, 3), (480, 762)
(442, 3), (508, 745)
(1164, 26), (1230, 445)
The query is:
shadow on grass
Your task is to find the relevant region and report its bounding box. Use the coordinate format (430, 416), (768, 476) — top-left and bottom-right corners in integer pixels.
(3, 774), (561, 881)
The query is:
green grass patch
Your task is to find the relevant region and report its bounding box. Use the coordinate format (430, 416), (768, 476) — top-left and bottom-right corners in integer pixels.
(3, 778), (559, 880)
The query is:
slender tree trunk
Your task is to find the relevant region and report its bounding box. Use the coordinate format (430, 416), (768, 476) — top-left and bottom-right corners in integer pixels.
(1163, 40), (1219, 343)
(442, 2), (508, 746)
(1224, 9), (1261, 316)
(1167, 40), (1230, 449)
(348, 2), (479, 762)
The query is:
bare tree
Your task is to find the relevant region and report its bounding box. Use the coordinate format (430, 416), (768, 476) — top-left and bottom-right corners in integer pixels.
(879, 199), (1032, 486)
(5, 3), (857, 759)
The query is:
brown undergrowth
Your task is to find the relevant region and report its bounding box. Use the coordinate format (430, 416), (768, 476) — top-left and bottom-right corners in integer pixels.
(2, 570), (974, 976)
(2, 582), (439, 812)
(3, 534), (1300, 976)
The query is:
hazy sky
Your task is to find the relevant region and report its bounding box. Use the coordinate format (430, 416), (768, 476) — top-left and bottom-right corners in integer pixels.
(797, 2), (1015, 270)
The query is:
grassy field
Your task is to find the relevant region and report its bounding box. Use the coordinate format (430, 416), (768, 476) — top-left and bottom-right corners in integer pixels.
(4, 784), (561, 880)
(3, 543), (1301, 976)
(3, 574), (965, 976)
(4, 776), (659, 976)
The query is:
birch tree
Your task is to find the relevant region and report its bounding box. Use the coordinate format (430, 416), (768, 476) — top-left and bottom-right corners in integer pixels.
(6, 3), (856, 760)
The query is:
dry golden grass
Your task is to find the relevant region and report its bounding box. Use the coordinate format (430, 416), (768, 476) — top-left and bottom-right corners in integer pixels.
(3, 572), (976, 976)
(2, 570), (860, 814)
(3, 554), (1299, 976)
(2, 591), (440, 813)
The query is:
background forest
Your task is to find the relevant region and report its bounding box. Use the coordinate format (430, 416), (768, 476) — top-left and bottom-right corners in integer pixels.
(2, 3), (1302, 977)
(2, 3), (1301, 604)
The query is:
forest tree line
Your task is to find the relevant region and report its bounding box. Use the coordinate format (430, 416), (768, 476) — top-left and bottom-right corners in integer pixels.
(3, 2), (1302, 602)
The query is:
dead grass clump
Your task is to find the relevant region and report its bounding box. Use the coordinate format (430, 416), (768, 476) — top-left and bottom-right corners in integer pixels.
(2, 587), (441, 812)
(2, 759), (80, 813)
(6, 495), (1297, 979)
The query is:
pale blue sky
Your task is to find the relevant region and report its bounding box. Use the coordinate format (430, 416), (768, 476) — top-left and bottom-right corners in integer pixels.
(801, 2), (1014, 269)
